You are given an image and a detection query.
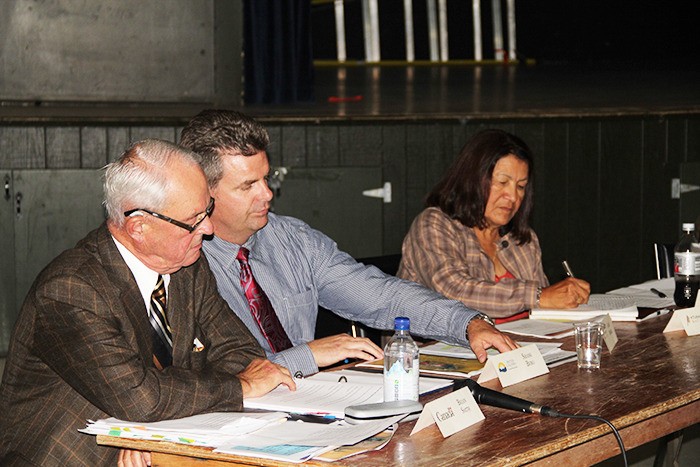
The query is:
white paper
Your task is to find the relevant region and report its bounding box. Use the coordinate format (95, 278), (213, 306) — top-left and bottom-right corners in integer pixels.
(410, 387), (484, 437)
(244, 379), (382, 418)
(589, 314), (618, 351)
(531, 294), (639, 321)
(214, 443), (329, 464)
(477, 344), (549, 386)
(421, 341), (566, 360)
(607, 278), (675, 308)
(496, 320), (575, 339)
(663, 308), (700, 336)
(225, 416), (403, 447)
(80, 412), (287, 446)
(309, 369), (452, 396)
(243, 370), (452, 418)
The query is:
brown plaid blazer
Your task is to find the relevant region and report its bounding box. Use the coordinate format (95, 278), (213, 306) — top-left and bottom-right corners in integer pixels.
(0, 223), (264, 466)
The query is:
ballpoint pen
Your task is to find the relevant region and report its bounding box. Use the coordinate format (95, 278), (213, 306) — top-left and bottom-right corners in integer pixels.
(562, 260), (575, 278)
(650, 288), (667, 298)
(640, 308), (671, 321)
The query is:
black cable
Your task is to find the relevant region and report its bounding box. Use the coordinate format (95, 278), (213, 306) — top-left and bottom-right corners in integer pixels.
(548, 411), (628, 467)
(453, 379), (628, 465)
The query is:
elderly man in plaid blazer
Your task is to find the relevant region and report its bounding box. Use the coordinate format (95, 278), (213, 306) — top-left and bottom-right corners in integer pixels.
(0, 139), (295, 466)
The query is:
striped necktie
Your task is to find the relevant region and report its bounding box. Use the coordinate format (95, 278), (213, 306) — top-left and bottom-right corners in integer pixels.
(148, 275), (172, 369)
(237, 247), (292, 353)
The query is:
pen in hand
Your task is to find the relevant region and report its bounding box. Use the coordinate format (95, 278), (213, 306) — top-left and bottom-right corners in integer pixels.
(650, 288), (667, 298)
(562, 260), (575, 278)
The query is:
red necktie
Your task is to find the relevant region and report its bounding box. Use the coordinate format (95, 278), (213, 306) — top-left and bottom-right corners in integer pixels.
(236, 247), (292, 353)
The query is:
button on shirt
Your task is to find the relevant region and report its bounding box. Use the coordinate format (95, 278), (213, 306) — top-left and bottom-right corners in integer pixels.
(203, 212), (481, 376)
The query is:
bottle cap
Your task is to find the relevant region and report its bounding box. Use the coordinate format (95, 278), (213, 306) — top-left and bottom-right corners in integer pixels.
(394, 316), (410, 331)
(683, 223), (695, 231)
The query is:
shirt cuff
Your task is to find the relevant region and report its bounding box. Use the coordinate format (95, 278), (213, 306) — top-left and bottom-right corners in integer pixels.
(269, 342), (319, 377)
(528, 281), (542, 308)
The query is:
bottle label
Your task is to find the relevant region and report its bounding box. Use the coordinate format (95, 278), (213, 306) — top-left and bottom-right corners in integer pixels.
(675, 252), (700, 275)
(383, 358), (419, 402)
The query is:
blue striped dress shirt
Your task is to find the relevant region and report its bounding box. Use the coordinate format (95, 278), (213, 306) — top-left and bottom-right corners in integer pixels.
(203, 213), (481, 376)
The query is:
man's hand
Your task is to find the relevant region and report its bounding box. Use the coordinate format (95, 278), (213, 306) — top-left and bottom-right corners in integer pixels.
(540, 278), (591, 309)
(239, 358), (296, 398)
(308, 334), (384, 368)
(118, 449), (151, 467)
(466, 318), (518, 363)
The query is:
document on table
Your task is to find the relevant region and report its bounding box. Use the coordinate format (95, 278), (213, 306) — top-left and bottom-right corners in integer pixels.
(496, 319), (575, 339)
(530, 294), (639, 321)
(313, 425), (396, 462)
(243, 370), (451, 418)
(419, 341), (576, 367)
(84, 411), (403, 464)
(214, 416), (403, 463)
(606, 277), (675, 308)
(81, 411), (288, 446)
(356, 354), (485, 378)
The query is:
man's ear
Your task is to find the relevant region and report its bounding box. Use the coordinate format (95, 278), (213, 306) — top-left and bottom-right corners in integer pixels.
(124, 214), (146, 242)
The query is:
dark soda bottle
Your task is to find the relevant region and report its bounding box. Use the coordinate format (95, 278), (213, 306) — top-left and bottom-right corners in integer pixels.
(673, 223), (700, 308)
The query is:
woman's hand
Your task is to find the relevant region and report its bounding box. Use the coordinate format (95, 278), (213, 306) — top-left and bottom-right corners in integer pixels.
(539, 278), (591, 309)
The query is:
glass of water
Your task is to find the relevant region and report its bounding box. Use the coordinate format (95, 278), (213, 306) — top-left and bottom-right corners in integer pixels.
(573, 321), (605, 370)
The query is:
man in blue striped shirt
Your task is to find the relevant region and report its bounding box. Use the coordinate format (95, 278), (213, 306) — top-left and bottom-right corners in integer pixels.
(180, 110), (517, 377)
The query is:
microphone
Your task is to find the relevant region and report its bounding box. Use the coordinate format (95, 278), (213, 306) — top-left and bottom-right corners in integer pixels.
(500, 240), (509, 248)
(455, 379), (560, 417)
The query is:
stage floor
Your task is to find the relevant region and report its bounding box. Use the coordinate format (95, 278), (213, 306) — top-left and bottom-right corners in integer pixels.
(245, 61), (700, 121)
(2, 62), (699, 123)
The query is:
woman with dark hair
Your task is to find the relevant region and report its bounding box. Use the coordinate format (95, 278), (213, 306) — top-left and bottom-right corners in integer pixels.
(397, 129), (590, 321)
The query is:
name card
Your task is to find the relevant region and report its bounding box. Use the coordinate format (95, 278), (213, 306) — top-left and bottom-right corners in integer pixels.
(410, 387), (484, 437)
(663, 308), (700, 336)
(598, 314), (619, 351)
(477, 343), (549, 387)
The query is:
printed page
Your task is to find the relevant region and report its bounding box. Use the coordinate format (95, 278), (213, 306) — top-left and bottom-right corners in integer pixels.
(243, 379), (383, 418)
(531, 294), (639, 321)
(496, 319), (575, 338)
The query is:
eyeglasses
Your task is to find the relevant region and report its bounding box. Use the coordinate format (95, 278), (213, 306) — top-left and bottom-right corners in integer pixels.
(124, 197), (215, 233)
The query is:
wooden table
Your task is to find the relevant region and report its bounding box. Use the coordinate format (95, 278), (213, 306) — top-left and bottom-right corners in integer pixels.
(97, 314), (700, 466)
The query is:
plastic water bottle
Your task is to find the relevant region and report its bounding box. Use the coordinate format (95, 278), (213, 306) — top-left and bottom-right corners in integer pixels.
(383, 317), (420, 402)
(674, 223), (700, 308)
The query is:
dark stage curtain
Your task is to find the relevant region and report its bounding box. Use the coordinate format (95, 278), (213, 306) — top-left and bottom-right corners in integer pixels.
(244, 0), (314, 104)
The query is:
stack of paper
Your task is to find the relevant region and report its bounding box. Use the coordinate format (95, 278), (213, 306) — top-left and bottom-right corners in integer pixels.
(81, 412), (287, 446)
(419, 341), (576, 367)
(530, 294), (639, 321)
(313, 426), (396, 461)
(82, 410), (403, 463)
(496, 319), (575, 339)
(214, 415), (403, 463)
(606, 277), (675, 308)
(243, 370), (452, 418)
(356, 354), (485, 378)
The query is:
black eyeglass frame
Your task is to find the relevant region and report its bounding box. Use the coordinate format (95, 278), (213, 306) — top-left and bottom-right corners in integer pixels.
(124, 197), (215, 233)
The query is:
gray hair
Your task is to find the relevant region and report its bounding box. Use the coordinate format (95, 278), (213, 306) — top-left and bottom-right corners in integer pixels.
(179, 109), (270, 188)
(103, 139), (200, 227)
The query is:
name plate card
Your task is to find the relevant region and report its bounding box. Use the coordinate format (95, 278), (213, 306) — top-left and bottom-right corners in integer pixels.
(477, 343), (549, 387)
(410, 387), (484, 437)
(596, 314), (619, 351)
(663, 308), (700, 336)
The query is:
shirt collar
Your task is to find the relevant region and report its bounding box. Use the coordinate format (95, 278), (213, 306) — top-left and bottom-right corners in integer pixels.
(112, 236), (170, 311)
(203, 230), (261, 264)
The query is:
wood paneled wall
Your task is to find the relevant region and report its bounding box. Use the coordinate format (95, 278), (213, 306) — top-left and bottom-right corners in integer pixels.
(1, 113), (698, 293)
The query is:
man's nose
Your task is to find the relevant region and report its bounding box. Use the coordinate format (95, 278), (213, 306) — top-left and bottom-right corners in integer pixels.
(197, 215), (214, 235)
(260, 181), (274, 201)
